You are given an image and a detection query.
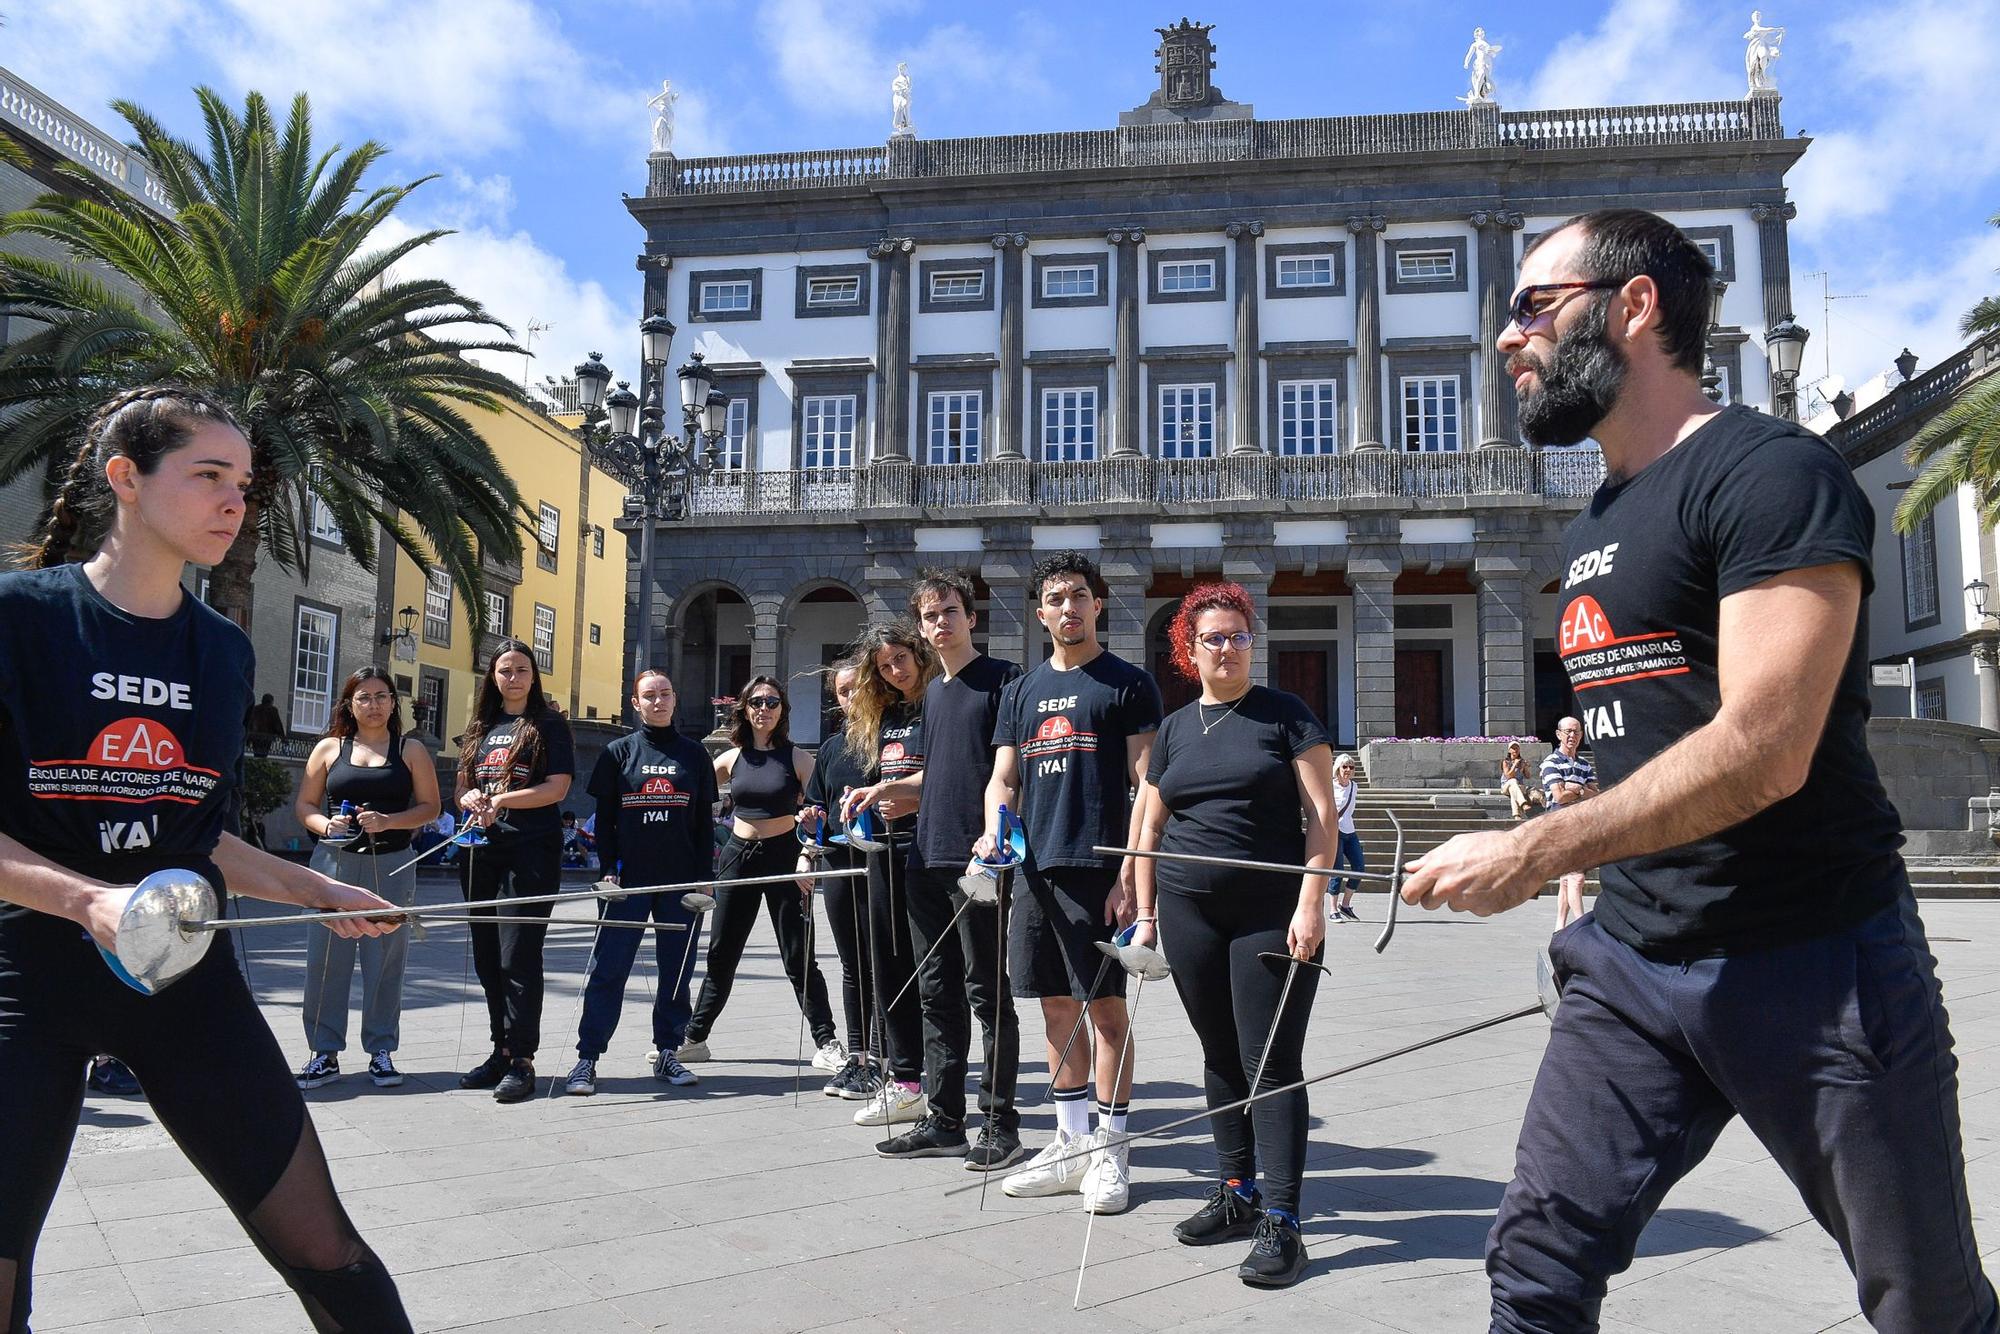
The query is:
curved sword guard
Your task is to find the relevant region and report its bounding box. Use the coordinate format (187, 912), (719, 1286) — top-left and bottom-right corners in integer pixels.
(844, 805), (888, 853)
(1536, 942), (1562, 1019)
(1094, 937), (1170, 981)
(98, 869), (219, 995)
(1255, 949), (1331, 975)
(681, 891), (717, 914)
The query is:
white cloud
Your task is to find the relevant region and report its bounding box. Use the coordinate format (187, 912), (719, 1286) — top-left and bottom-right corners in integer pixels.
(1518, 0), (1737, 110)
(2, 0), (199, 119)
(1793, 224), (2000, 397)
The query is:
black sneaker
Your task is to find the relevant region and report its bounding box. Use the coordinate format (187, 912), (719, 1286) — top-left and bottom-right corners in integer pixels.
(1237, 1212), (1306, 1287)
(963, 1121), (1024, 1172)
(1175, 1181), (1263, 1246)
(458, 1051), (509, 1090)
(842, 1058), (885, 1102)
(876, 1112), (968, 1158)
(367, 1051), (403, 1088)
(89, 1057), (142, 1096)
(823, 1054), (860, 1098)
(564, 1059), (597, 1096)
(493, 1059), (536, 1103)
(294, 1052), (339, 1091)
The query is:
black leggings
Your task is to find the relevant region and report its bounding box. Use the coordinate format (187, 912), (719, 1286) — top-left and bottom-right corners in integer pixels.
(687, 833), (835, 1047)
(817, 845), (874, 1055)
(460, 831), (562, 1060)
(0, 912), (410, 1333)
(1158, 889), (1322, 1216)
(866, 836), (923, 1083)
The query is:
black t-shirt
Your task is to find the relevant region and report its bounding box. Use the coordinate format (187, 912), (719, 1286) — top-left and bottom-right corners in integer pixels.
(465, 708), (575, 840)
(803, 731), (867, 812)
(587, 724), (716, 887)
(1146, 686), (1329, 897)
(912, 654), (1020, 873)
(0, 565), (253, 919)
(993, 651), (1162, 871)
(1557, 405), (1904, 956)
(872, 698), (925, 834)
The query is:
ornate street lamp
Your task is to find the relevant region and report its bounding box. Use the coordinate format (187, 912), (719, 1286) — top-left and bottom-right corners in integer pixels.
(1764, 315), (1809, 421)
(1701, 277), (1730, 403)
(1968, 578), (1991, 622)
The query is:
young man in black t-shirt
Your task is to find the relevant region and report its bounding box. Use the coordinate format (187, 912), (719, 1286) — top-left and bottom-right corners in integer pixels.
(985, 552), (1161, 1215)
(1402, 208), (1996, 1332)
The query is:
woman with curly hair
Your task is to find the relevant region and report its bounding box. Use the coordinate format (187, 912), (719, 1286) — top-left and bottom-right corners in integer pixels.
(1130, 581), (1338, 1287)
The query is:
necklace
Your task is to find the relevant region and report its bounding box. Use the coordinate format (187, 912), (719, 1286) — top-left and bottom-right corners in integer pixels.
(1198, 694), (1245, 735)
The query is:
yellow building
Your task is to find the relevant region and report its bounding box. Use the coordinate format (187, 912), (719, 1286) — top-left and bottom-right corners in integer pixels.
(387, 395), (630, 746)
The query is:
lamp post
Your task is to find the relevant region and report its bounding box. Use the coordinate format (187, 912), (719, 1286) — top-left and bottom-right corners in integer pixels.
(1701, 277), (1729, 403)
(378, 605), (419, 651)
(570, 310), (730, 723)
(1967, 580), (2000, 733)
(1764, 315), (1809, 422)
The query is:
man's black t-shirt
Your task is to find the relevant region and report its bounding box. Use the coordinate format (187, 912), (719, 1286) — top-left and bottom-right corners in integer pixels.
(1556, 404), (1904, 956)
(587, 724), (715, 888)
(0, 565), (253, 919)
(993, 651), (1162, 871)
(911, 654), (1020, 874)
(466, 708), (576, 840)
(872, 698), (925, 835)
(1146, 686), (1329, 898)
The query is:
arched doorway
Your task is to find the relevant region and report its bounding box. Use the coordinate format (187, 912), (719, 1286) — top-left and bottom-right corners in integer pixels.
(788, 584), (867, 745)
(677, 586), (750, 734)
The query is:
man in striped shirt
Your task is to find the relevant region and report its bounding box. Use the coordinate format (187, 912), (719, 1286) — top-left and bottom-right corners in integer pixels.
(1540, 717), (1598, 926)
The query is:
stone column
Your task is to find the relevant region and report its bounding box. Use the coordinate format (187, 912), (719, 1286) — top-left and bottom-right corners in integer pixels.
(871, 237), (915, 462)
(1472, 209), (1525, 449)
(1223, 516), (1275, 686)
(862, 520), (918, 621)
(1348, 515), (1402, 743)
(1472, 535), (1534, 737)
(1108, 228), (1146, 457)
(1100, 517), (1153, 667)
(1977, 640), (2000, 735)
(1347, 215), (1387, 452)
(749, 596), (784, 684)
(1751, 199), (1799, 353)
(981, 521), (1036, 666)
(993, 232), (1028, 460)
(1226, 220), (1264, 454)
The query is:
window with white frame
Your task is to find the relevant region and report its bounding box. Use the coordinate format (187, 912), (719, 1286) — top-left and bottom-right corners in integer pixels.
(290, 605), (337, 734)
(1157, 384), (1216, 459)
(484, 589), (510, 636)
(591, 525), (605, 559)
(1275, 254), (1336, 289)
(719, 397), (750, 470)
(928, 270), (985, 302)
(423, 567), (452, 645)
(1278, 380), (1340, 455)
(536, 501), (560, 573)
(699, 280), (753, 313)
(1157, 259), (1215, 293)
(1394, 249), (1458, 283)
(532, 603), (556, 673)
(417, 674), (445, 737)
(926, 391), (982, 465)
(1040, 266), (1098, 299)
(1694, 237), (1724, 270)
(1041, 387), (1098, 462)
(805, 275), (860, 306)
(1903, 511), (1939, 624)
(1400, 376), (1461, 452)
(801, 395), (857, 470)
(306, 466), (341, 543)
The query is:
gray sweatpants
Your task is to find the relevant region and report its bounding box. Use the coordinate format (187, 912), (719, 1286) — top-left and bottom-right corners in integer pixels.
(301, 842), (419, 1055)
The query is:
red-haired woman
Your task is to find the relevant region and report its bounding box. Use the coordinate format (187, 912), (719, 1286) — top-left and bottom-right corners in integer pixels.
(0, 386), (410, 1330)
(1131, 582), (1338, 1288)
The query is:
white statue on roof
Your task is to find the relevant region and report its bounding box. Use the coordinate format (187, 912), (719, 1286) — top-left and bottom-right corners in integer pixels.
(1462, 28), (1502, 105)
(1745, 12), (1785, 94)
(891, 63), (914, 139)
(648, 79), (679, 155)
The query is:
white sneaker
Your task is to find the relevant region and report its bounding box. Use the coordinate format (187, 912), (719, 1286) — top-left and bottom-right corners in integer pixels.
(676, 1039), (710, 1063)
(1002, 1128), (1093, 1198)
(1082, 1133), (1130, 1214)
(852, 1082), (927, 1127)
(811, 1038), (847, 1073)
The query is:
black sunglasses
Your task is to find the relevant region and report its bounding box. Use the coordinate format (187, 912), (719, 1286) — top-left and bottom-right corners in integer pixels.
(744, 696), (783, 710)
(1508, 279), (1626, 331)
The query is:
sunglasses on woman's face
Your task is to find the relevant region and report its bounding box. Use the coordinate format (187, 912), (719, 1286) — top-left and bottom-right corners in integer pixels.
(745, 696), (782, 710)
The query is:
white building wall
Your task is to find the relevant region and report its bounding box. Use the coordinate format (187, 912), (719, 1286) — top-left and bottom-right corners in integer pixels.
(1853, 448), (1986, 722)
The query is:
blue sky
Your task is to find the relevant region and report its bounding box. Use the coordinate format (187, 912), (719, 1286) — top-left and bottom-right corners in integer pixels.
(7, 0), (1998, 406)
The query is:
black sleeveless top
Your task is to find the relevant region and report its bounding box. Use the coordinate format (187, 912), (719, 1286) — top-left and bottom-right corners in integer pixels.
(730, 743), (801, 819)
(325, 735), (416, 855)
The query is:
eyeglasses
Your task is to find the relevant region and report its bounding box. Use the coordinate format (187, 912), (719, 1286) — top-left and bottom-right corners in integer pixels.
(1196, 631), (1255, 653)
(1508, 280), (1626, 332)
(351, 693), (393, 706)
(745, 696), (783, 710)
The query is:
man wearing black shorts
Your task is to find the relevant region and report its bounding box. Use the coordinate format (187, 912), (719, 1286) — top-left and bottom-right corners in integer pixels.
(1404, 208), (1997, 1333)
(986, 551), (1161, 1215)
(851, 569), (1025, 1167)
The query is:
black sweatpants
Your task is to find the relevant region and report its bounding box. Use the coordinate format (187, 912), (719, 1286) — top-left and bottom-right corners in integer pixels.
(687, 833), (835, 1048)
(1490, 900), (1997, 1334)
(818, 845), (874, 1055)
(0, 911), (411, 1333)
(1157, 888), (1321, 1217)
(907, 866), (1019, 1130)
(460, 830), (561, 1060)
(575, 891), (701, 1059)
(866, 834), (923, 1083)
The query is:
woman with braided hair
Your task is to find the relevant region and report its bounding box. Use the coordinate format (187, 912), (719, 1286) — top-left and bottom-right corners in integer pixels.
(0, 385), (412, 1332)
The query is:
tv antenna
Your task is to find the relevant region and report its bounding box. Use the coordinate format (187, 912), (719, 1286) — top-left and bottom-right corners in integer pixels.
(522, 319), (552, 388)
(1802, 271), (1867, 384)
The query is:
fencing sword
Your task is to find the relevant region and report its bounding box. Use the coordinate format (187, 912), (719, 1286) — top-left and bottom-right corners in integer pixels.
(1072, 933), (1169, 1310)
(1247, 949), (1331, 1104)
(880, 806), (1025, 1015)
(966, 806), (1026, 1210)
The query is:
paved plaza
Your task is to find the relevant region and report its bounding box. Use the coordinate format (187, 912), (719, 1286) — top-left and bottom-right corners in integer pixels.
(31, 886), (2000, 1332)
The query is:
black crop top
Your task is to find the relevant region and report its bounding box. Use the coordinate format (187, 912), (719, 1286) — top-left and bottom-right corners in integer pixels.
(730, 743), (801, 819)
(324, 735), (416, 855)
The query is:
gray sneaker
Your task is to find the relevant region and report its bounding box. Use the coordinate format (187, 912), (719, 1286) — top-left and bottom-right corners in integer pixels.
(564, 1059), (597, 1096)
(676, 1038), (711, 1063)
(654, 1052), (700, 1086)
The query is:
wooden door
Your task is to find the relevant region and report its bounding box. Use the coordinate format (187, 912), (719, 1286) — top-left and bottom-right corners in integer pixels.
(1276, 648), (1331, 732)
(1394, 648), (1445, 737)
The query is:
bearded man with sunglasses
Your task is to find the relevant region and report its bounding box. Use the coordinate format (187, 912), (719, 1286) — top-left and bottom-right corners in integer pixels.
(1401, 208), (1996, 1334)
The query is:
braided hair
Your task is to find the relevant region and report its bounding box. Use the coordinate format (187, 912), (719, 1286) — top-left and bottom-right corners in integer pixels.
(18, 385), (243, 569)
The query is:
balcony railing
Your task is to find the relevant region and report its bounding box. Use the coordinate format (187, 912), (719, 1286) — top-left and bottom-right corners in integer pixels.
(677, 447), (1604, 518)
(0, 65), (169, 213)
(650, 100), (1783, 197)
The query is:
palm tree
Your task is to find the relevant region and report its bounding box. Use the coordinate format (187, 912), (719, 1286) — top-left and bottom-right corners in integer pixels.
(0, 87), (527, 631)
(1896, 211), (2000, 535)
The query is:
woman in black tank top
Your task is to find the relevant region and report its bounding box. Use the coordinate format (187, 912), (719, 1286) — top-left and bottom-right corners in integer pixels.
(680, 675), (838, 1067)
(291, 669), (441, 1091)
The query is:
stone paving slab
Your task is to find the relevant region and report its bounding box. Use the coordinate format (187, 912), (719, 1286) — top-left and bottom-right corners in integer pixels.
(28, 893), (2000, 1332)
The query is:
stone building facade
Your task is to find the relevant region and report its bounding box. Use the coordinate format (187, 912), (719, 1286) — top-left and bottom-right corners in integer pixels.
(620, 28), (1808, 747)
